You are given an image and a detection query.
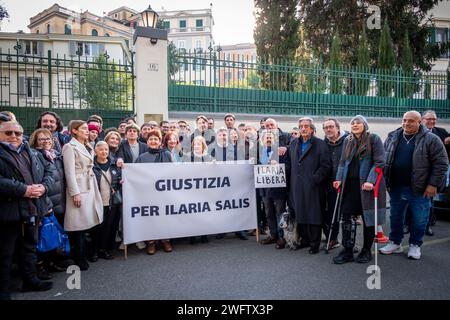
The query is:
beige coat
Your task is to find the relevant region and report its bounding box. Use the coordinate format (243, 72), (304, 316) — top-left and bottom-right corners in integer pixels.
(63, 138), (103, 231)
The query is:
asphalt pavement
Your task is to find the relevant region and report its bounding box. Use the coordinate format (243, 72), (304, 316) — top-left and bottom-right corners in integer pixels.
(12, 213), (450, 300)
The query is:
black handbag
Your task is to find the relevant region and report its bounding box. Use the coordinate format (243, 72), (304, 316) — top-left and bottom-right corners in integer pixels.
(101, 170), (122, 205)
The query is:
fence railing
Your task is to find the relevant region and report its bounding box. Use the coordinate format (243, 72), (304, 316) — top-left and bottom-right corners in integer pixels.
(168, 49), (450, 118)
(0, 43), (135, 133)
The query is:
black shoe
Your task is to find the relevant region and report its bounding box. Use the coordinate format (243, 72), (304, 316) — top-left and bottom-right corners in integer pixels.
(236, 232), (248, 240)
(425, 226), (434, 236)
(74, 259), (89, 271)
(47, 261), (68, 272)
(37, 265), (53, 281)
(215, 233), (225, 239)
(98, 250), (114, 260)
(22, 280), (53, 292)
(333, 249), (354, 264)
(200, 235), (209, 243)
(0, 292), (11, 300)
(309, 247), (319, 254)
(355, 248), (372, 263)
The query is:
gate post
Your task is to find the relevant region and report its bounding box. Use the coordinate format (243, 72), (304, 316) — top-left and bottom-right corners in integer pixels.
(133, 27), (168, 124)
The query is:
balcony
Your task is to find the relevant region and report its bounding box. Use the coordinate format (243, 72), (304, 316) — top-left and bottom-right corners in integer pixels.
(168, 27), (211, 34)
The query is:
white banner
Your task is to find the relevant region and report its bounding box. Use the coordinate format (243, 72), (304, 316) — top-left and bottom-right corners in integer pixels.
(254, 164), (286, 188)
(122, 162), (257, 244)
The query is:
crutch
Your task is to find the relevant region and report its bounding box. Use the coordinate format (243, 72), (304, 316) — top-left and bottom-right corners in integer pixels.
(325, 187), (341, 254)
(373, 168), (383, 270)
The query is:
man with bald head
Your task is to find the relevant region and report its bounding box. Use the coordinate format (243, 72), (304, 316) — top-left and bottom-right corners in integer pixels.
(381, 111), (448, 260)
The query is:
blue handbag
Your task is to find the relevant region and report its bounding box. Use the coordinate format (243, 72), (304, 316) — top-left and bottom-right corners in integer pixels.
(37, 212), (70, 255)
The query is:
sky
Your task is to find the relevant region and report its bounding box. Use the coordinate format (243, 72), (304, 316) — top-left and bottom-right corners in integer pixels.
(0, 0), (256, 45)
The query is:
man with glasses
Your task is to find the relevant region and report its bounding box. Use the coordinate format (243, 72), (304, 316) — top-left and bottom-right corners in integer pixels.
(322, 118), (347, 250)
(420, 110), (450, 236)
(290, 127), (300, 142)
(0, 121), (54, 300)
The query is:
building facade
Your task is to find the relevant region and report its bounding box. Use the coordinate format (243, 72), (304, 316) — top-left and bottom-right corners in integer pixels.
(0, 32), (131, 110)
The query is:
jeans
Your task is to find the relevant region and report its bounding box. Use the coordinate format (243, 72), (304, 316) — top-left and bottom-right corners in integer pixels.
(389, 186), (431, 246)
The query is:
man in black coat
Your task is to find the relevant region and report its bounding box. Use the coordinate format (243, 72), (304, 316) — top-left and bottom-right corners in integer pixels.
(322, 118), (347, 250)
(287, 117), (331, 254)
(420, 110), (450, 235)
(381, 111), (448, 260)
(0, 121), (54, 300)
(116, 123), (147, 164)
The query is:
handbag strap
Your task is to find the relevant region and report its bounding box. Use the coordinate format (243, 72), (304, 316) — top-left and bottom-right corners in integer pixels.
(100, 169), (115, 192)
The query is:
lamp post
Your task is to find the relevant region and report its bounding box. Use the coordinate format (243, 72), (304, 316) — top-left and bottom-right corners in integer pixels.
(133, 4), (169, 125)
(140, 5), (158, 29)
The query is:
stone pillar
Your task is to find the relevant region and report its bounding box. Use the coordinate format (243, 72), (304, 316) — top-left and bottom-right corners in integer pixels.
(133, 27), (168, 124)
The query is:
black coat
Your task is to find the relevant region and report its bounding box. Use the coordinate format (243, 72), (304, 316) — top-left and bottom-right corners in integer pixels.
(286, 136), (331, 225)
(36, 149), (66, 216)
(0, 143), (54, 223)
(93, 157), (122, 206)
(135, 148), (173, 163)
(116, 140), (148, 163)
(324, 131), (348, 183)
(385, 125), (449, 194)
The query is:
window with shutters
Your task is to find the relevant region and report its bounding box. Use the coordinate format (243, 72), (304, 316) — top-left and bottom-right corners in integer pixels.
(196, 19), (203, 31)
(47, 24), (51, 34)
(21, 77), (42, 99)
(435, 28), (449, 58)
(64, 24), (72, 35)
(179, 20), (186, 31)
(92, 29), (98, 36)
(75, 42), (100, 57)
(25, 41), (38, 55)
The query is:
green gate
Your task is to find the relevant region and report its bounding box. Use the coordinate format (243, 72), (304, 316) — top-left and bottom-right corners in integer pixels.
(0, 42), (135, 134)
(168, 49), (450, 118)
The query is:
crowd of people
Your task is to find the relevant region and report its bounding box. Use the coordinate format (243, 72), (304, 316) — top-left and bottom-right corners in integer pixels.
(0, 109), (449, 300)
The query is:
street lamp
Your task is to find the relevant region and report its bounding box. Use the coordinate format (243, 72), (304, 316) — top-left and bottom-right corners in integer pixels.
(141, 5), (159, 29)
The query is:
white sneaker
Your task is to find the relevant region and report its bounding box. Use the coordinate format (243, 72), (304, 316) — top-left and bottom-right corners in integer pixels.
(119, 243), (125, 250)
(379, 242), (403, 255)
(407, 244), (421, 260)
(136, 241), (146, 250)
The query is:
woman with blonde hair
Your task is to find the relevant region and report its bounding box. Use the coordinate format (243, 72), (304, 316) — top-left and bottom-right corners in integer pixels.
(62, 120), (103, 270)
(104, 130), (122, 159)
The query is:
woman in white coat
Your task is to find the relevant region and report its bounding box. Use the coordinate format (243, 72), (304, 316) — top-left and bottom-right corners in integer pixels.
(63, 120), (103, 271)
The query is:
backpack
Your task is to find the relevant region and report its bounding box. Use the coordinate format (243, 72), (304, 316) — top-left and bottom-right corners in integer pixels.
(37, 212), (70, 256)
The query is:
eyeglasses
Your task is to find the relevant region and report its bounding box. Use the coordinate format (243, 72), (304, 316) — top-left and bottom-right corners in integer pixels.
(424, 118), (437, 121)
(0, 130), (23, 137)
(38, 137), (51, 142)
(323, 125), (336, 129)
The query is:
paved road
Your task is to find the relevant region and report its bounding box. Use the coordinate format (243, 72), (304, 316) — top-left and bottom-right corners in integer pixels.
(12, 213), (450, 300)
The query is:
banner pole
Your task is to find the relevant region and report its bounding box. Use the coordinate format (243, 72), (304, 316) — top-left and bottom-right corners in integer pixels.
(256, 228), (260, 243)
(124, 244), (128, 260)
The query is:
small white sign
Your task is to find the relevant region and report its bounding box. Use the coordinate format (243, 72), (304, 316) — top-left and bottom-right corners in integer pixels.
(254, 164), (286, 189)
(148, 63), (159, 71)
